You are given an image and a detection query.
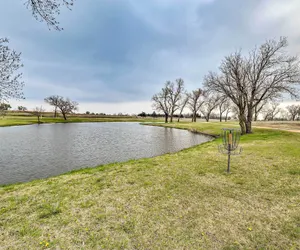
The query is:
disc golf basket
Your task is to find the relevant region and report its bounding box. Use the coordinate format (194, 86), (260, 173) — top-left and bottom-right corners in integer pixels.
(218, 128), (242, 173)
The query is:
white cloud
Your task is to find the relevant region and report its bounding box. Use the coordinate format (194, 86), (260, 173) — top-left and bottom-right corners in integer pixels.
(128, 0), (214, 34)
(250, 0), (300, 51)
(9, 100), (153, 115)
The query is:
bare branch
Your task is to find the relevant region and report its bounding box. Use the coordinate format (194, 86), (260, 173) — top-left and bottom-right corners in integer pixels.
(25, 0), (74, 31)
(0, 38), (24, 102)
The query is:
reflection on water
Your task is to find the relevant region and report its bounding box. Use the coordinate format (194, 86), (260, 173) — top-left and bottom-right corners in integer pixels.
(0, 122), (212, 185)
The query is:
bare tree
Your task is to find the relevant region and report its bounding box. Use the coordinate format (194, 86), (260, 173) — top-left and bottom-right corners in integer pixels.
(286, 104), (300, 121)
(168, 78), (185, 122)
(204, 37), (300, 134)
(56, 97), (78, 120)
(224, 101), (232, 122)
(152, 85), (171, 123)
(201, 93), (220, 122)
(217, 96), (231, 122)
(0, 38), (24, 102)
(278, 109), (289, 121)
(187, 88), (205, 122)
(177, 93), (189, 122)
(254, 100), (268, 121)
(0, 103), (11, 110)
(44, 95), (60, 117)
(0, 102), (11, 118)
(25, 0), (74, 31)
(18, 106), (27, 111)
(262, 102), (281, 121)
(31, 106), (45, 123)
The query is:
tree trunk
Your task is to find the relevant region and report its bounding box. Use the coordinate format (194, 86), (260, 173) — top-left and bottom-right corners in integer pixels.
(225, 112), (229, 122)
(62, 112), (67, 120)
(170, 114), (173, 122)
(246, 120), (252, 133)
(192, 111), (197, 122)
(54, 107), (57, 118)
(164, 113), (168, 123)
(246, 109), (253, 134)
(37, 116), (40, 123)
(177, 117), (180, 122)
(254, 106), (258, 121)
(205, 111), (211, 122)
(238, 112), (246, 135)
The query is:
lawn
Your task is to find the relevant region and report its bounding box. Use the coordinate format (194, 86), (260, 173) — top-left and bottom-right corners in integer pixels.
(0, 122), (299, 249)
(0, 115), (160, 127)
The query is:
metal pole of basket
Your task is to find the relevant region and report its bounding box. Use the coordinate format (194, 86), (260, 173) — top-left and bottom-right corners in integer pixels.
(218, 128), (242, 173)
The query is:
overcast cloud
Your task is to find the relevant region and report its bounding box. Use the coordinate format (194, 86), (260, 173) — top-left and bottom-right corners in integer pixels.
(1, 0), (300, 113)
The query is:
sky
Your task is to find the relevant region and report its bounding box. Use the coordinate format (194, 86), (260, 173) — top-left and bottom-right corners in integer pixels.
(1, 0), (300, 114)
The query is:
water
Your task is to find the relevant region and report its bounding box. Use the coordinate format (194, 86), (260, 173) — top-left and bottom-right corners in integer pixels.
(0, 122), (212, 185)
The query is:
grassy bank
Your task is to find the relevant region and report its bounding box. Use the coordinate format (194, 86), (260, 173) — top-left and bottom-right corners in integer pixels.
(0, 115), (161, 127)
(0, 122), (299, 249)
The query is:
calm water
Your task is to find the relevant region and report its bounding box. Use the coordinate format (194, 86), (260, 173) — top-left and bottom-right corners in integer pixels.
(0, 122), (212, 185)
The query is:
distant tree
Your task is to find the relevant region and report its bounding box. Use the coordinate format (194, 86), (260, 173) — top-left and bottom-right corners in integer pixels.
(152, 79), (186, 123)
(223, 101), (232, 122)
(187, 88), (205, 122)
(55, 97), (78, 120)
(168, 78), (185, 122)
(0, 103), (11, 117)
(85, 111), (90, 115)
(25, 0), (74, 31)
(31, 106), (45, 123)
(262, 102), (281, 121)
(278, 109), (289, 121)
(138, 112), (147, 117)
(0, 38), (24, 102)
(18, 106), (27, 111)
(253, 100), (268, 121)
(286, 104), (300, 121)
(44, 95), (61, 117)
(0, 103), (11, 110)
(201, 93), (220, 122)
(151, 111), (157, 118)
(152, 84), (172, 123)
(177, 94), (189, 122)
(217, 96), (231, 122)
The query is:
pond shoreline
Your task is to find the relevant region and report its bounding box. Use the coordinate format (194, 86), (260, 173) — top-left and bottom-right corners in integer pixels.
(141, 122), (219, 138)
(0, 122), (212, 185)
(0, 117), (158, 128)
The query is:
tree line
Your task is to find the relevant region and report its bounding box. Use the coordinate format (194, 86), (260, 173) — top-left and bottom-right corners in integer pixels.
(151, 80), (231, 123)
(152, 37), (300, 134)
(0, 96), (78, 122)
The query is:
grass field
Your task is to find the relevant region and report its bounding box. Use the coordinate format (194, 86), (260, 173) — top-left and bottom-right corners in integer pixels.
(253, 121), (300, 132)
(0, 115), (160, 127)
(0, 122), (299, 249)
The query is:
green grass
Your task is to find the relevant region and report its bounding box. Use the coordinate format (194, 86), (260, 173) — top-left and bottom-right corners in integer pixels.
(0, 122), (299, 249)
(0, 115), (161, 127)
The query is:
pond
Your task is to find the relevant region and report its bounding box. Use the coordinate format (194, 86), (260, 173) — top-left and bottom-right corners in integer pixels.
(0, 122), (212, 185)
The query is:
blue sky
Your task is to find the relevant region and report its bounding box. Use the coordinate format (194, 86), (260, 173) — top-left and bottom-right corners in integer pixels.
(1, 0), (300, 113)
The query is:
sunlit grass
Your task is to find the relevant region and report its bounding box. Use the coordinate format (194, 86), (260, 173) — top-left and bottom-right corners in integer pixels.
(0, 122), (299, 249)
